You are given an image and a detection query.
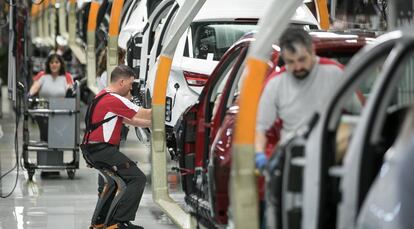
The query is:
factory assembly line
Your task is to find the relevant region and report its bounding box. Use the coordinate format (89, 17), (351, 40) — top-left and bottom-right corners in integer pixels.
(1, 0), (414, 228)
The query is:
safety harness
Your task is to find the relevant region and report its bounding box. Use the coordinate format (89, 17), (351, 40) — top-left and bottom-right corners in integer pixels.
(82, 92), (115, 145)
(81, 92), (134, 171)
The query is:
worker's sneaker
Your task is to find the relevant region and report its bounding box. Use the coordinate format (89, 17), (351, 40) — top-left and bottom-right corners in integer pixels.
(107, 222), (144, 229)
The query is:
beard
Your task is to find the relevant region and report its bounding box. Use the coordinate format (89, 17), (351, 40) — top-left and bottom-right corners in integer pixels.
(292, 69), (310, 80)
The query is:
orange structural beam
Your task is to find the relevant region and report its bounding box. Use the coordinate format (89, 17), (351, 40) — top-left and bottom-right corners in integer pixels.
(87, 2), (100, 31)
(234, 58), (269, 144)
(31, 4), (40, 17)
(152, 56), (173, 105)
(316, 0), (330, 29)
(108, 0), (125, 36)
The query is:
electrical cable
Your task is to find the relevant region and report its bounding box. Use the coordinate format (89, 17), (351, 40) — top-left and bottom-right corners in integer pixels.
(0, 1), (29, 197)
(0, 1), (20, 198)
(0, 15), (9, 30)
(0, 91), (21, 198)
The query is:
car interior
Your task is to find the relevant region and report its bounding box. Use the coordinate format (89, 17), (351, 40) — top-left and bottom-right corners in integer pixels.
(191, 22), (256, 61)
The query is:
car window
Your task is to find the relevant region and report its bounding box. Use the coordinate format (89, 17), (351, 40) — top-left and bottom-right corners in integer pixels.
(388, 53), (414, 109)
(334, 55), (387, 163)
(210, 49), (243, 119)
(188, 22), (257, 61)
(210, 56), (239, 102)
(376, 51), (414, 148)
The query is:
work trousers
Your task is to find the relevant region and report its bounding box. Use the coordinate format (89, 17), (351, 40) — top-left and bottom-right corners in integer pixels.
(86, 144), (147, 223)
(35, 116), (48, 141)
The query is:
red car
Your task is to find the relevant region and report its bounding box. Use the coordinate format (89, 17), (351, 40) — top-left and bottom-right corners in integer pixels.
(174, 30), (373, 227)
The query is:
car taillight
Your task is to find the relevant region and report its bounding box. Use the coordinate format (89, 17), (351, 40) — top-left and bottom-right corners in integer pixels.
(183, 71), (209, 87)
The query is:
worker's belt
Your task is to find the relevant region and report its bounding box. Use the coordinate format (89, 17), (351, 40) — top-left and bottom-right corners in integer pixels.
(81, 142), (115, 153)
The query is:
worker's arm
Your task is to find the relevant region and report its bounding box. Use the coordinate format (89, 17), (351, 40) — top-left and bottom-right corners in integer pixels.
(255, 78), (278, 154)
(255, 131), (267, 153)
(255, 130), (268, 169)
(255, 77), (279, 169)
(123, 108), (152, 128)
(29, 80), (41, 96)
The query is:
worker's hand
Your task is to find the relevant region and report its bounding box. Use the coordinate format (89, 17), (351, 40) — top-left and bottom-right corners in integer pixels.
(255, 152), (267, 169)
(26, 93), (37, 109)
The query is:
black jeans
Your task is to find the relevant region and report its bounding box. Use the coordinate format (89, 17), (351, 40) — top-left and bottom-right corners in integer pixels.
(84, 144), (147, 223)
(35, 116), (48, 141)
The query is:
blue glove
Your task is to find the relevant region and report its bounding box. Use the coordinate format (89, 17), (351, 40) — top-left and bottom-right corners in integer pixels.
(255, 152), (267, 169)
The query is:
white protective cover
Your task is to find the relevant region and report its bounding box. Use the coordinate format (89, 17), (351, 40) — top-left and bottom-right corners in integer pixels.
(118, 0), (148, 50)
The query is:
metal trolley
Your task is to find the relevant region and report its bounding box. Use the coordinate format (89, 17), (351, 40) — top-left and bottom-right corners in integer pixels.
(22, 87), (81, 181)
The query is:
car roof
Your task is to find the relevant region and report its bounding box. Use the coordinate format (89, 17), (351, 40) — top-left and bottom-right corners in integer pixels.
(310, 30), (376, 50)
(234, 30), (375, 50)
(181, 0), (319, 28)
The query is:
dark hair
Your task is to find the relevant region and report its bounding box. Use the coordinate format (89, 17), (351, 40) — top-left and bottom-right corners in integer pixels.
(45, 53), (66, 75)
(110, 65), (136, 83)
(97, 48), (127, 76)
(118, 48), (126, 64)
(279, 27), (313, 53)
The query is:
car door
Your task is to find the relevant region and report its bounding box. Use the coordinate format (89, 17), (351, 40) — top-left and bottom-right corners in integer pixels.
(264, 35), (390, 229)
(339, 30), (414, 229)
(300, 32), (398, 229)
(175, 43), (247, 196)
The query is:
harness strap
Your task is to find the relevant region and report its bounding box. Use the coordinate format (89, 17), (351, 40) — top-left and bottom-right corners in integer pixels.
(82, 92), (115, 144)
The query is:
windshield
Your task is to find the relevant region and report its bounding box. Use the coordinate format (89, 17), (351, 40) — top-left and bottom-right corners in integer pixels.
(190, 21), (257, 61)
(330, 0), (387, 31)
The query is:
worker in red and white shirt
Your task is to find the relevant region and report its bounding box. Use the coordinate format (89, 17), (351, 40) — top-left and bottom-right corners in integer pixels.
(82, 65), (151, 229)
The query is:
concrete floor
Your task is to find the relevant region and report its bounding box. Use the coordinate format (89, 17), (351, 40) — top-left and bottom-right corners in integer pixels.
(0, 91), (183, 229)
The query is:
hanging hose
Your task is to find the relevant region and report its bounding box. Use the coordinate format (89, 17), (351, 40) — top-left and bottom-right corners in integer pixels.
(0, 85), (22, 198)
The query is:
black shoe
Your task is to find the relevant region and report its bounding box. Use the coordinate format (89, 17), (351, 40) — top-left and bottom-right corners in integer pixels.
(122, 222), (144, 229)
(107, 221), (143, 229)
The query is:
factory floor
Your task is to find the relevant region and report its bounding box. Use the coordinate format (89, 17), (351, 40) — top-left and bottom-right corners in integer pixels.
(0, 88), (183, 229)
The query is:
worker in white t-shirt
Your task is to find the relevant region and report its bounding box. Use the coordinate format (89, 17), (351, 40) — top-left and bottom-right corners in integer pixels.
(255, 28), (345, 168)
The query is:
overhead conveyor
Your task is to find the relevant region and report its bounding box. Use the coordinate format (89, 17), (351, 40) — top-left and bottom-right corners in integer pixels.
(68, 0), (86, 64)
(86, 1), (100, 95)
(33, 2), (48, 47)
(48, 0), (57, 47)
(30, 4), (40, 43)
(106, 0), (124, 83)
(150, 0), (206, 228)
(42, 0), (54, 47)
(58, 0), (68, 39)
(229, 0), (304, 228)
(314, 0), (329, 30)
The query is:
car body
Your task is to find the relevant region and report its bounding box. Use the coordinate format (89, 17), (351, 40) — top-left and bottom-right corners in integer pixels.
(140, 1), (319, 147)
(175, 30), (373, 227)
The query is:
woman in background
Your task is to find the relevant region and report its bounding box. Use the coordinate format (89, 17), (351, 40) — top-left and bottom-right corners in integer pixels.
(29, 53), (73, 141)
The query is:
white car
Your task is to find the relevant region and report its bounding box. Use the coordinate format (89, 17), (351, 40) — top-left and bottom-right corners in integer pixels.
(125, 1), (319, 144)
